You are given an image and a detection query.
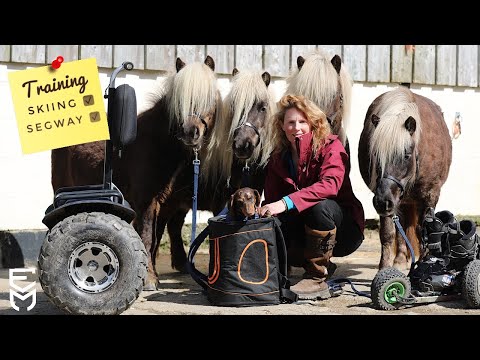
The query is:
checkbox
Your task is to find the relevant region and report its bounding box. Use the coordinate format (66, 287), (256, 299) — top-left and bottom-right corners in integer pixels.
(89, 111), (100, 122)
(83, 95), (95, 106)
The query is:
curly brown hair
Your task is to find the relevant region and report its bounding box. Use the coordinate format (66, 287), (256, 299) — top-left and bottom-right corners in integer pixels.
(271, 94), (331, 156)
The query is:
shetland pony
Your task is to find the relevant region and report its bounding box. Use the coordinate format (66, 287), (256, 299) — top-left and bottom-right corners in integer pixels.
(161, 68), (277, 272)
(358, 86), (452, 269)
(285, 49), (353, 147)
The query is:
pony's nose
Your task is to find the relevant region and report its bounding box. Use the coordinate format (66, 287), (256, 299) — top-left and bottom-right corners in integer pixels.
(384, 199), (393, 212)
(233, 140), (253, 158)
(235, 141), (252, 152)
(373, 195), (394, 216)
(185, 126), (200, 141)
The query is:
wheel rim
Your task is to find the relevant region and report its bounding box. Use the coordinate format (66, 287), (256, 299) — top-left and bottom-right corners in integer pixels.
(384, 281), (405, 304)
(68, 241), (120, 293)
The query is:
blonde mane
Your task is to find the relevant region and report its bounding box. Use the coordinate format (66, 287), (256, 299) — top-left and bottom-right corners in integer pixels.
(286, 49), (352, 145)
(143, 76), (169, 110)
(368, 87), (422, 190)
(160, 62), (219, 130)
(142, 61), (219, 132)
(203, 70), (276, 186)
(141, 60), (222, 187)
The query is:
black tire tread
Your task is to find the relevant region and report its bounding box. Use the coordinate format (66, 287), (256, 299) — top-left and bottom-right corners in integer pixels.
(38, 212), (147, 315)
(461, 259), (480, 308)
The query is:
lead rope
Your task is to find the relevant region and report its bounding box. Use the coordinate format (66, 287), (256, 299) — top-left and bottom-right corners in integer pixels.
(191, 148), (200, 246)
(390, 214), (417, 304)
(392, 214), (416, 269)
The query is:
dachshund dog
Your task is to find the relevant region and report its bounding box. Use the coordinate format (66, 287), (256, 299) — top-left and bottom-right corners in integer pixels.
(227, 187), (267, 221)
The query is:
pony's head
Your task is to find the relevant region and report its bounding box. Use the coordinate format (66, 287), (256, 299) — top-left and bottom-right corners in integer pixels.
(230, 68), (275, 160)
(204, 68), (276, 185)
(286, 49), (352, 145)
(368, 87), (422, 217)
(164, 55), (221, 149)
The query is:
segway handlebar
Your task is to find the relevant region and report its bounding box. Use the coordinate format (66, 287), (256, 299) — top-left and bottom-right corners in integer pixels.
(108, 61), (134, 90)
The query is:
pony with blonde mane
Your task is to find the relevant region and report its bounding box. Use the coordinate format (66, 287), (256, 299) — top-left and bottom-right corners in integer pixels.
(204, 68), (277, 187)
(51, 56), (223, 290)
(285, 49), (352, 146)
(358, 86), (452, 270)
(162, 69), (277, 273)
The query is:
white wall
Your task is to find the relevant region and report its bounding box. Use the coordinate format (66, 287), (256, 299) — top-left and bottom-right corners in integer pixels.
(347, 83), (480, 219)
(1, 63), (479, 231)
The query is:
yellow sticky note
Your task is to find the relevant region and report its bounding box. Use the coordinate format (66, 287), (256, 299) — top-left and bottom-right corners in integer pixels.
(8, 58), (110, 154)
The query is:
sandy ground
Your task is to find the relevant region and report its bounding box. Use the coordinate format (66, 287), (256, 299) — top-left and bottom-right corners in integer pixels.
(1, 228), (480, 316)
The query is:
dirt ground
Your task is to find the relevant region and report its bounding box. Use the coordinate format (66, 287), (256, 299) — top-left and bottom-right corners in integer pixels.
(1, 228), (480, 316)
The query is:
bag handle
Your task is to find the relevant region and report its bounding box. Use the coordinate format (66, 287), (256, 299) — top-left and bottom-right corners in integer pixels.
(272, 217), (298, 303)
(272, 217), (288, 277)
(187, 206), (229, 290)
(187, 226), (210, 290)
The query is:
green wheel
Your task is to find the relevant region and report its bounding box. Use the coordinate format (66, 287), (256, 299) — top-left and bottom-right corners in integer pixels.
(371, 267), (411, 310)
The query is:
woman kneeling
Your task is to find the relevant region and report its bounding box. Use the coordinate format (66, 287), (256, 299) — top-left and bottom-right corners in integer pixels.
(260, 94), (365, 300)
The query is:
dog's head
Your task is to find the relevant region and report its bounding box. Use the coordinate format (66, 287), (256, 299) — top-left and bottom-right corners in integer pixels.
(228, 187), (261, 220)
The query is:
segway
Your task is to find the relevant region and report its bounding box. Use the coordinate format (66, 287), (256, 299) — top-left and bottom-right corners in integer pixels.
(371, 211), (480, 311)
(38, 62), (147, 315)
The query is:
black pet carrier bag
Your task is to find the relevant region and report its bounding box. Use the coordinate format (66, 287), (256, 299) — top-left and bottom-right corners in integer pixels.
(187, 215), (298, 306)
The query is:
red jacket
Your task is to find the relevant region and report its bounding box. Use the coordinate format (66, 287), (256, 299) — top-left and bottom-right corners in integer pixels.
(264, 132), (365, 233)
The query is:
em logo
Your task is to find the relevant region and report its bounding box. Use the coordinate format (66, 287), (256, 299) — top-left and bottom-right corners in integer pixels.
(9, 268), (37, 311)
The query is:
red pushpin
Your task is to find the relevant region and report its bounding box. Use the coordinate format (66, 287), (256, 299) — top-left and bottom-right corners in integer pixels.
(51, 56), (64, 69)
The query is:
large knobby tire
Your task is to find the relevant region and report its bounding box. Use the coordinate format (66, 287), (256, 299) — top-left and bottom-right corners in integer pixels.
(461, 259), (480, 308)
(371, 267), (412, 311)
(38, 212), (147, 315)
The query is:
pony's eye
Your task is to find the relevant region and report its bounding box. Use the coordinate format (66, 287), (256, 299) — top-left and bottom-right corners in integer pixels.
(260, 106), (267, 112)
(404, 153), (412, 161)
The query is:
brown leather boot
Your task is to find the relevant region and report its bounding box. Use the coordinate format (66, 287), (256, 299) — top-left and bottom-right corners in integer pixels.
(290, 226), (337, 300)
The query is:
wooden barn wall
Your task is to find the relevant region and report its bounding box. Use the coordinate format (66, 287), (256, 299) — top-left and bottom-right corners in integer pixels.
(3, 45), (480, 88)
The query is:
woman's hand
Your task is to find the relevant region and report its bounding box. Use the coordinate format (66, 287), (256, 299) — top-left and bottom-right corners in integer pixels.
(259, 200), (287, 217)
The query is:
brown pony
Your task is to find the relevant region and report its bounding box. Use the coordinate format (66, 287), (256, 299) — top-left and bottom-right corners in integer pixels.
(204, 68), (277, 192)
(51, 56), (222, 290)
(285, 49), (353, 147)
(358, 86), (452, 269)
(161, 68), (277, 273)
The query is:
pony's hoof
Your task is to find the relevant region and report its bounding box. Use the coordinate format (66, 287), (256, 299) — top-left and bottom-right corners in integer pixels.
(172, 260), (189, 274)
(143, 283), (157, 291)
(143, 281), (158, 291)
(143, 277), (159, 291)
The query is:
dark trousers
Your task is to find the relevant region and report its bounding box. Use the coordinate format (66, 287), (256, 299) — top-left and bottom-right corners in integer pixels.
(279, 199), (364, 258)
